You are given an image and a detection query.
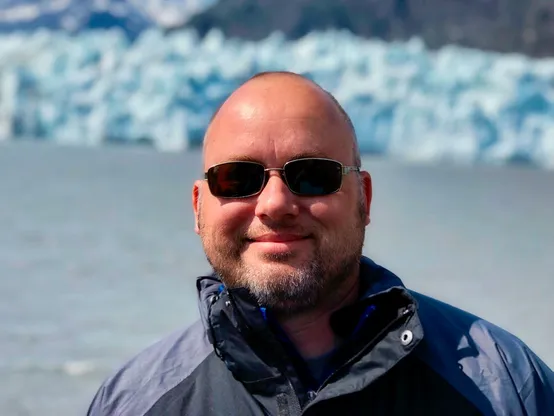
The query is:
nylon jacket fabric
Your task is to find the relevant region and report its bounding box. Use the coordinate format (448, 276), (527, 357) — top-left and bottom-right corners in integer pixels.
(87, 257), (554, 415)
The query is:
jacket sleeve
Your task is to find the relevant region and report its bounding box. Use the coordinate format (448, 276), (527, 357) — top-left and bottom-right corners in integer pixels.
(514, 347), (554, 415)
(497, 339), (554, 415)
(86, 384), (107, 416)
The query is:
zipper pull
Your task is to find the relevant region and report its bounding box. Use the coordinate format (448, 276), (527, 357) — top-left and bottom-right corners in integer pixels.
(402, 304), (415, 316)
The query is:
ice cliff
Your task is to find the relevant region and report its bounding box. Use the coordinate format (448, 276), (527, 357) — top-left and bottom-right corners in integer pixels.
(0, 28), (553, 168)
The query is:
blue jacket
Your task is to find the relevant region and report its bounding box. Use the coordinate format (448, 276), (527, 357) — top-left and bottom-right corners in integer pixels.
(88, 257), (554, 415)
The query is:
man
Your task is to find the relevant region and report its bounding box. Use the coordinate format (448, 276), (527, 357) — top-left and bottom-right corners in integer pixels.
(88, 72), (554, 415)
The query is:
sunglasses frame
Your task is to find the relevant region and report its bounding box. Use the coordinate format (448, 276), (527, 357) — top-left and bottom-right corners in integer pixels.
(204, 157), (360, 199)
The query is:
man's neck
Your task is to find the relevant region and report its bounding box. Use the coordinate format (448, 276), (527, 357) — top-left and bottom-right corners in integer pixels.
(276, 276), (360, 359)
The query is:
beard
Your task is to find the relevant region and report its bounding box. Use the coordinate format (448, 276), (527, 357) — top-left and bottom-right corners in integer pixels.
(198, 198), (367, 316)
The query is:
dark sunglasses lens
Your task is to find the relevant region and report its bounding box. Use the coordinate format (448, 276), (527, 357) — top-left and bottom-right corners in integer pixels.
(285, 159), (342, 196)
(207, 162), (265, 198)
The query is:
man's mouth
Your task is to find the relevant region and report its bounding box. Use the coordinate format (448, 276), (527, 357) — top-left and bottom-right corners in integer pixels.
(249, 233), (309, 243)
(244, 233), (313, 255)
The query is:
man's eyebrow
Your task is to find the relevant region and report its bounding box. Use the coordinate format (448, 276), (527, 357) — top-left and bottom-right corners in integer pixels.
(287, 151), (329, 160)
(216, 155), (263, 163)
(213, 152), (329, 165)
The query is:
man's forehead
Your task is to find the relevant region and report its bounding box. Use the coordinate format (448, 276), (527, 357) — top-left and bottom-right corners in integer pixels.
(203, 116), (345, 165)
(202, 74), (352, 166)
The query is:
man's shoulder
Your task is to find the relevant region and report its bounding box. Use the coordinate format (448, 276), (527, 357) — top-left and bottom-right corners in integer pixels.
(87, 319), (214, 416)
(410, 290), (554, 414)
(410, 290), (536, 360)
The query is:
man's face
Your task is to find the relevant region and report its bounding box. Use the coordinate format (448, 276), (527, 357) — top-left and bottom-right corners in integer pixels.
(193, 77), (372, 315)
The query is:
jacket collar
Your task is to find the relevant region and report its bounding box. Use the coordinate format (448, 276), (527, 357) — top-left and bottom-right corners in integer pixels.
(196, 256), (407, 324)
(196, 256), (424, 404)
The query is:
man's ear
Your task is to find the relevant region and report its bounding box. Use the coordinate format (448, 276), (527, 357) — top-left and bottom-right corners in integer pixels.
(192, 181), (202, 234)
(361, 171), (372, 226)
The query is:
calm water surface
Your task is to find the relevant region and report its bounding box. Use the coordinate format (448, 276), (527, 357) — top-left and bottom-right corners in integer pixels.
(1, 142), (553, 415)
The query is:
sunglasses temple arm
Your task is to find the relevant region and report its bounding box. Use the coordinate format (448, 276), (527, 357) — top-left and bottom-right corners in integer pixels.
(342, 166), (360, 175)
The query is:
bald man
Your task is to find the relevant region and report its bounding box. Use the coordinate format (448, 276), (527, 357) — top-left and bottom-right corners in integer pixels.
(88, 72), (554, 416)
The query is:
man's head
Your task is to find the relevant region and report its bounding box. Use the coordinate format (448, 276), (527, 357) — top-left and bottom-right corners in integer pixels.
(192, 71), (372, 315)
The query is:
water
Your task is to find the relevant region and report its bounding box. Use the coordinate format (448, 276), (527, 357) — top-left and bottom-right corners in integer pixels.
(1, 142), (553, 415)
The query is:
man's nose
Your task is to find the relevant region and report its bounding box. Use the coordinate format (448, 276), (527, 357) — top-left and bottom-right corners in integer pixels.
(254, 171), (299, 220)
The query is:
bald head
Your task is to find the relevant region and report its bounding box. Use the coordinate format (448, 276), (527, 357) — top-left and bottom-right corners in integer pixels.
(203, 72), (361, 167)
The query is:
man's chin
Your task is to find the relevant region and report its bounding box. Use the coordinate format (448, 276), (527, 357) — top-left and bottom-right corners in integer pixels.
(242, 253), (310, 273)
(242, 268), (321, 314)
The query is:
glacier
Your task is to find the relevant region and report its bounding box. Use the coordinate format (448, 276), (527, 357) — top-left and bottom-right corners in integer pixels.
(0, 28), (554, 168)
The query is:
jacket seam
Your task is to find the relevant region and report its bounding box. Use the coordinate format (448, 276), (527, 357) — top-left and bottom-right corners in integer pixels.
(495, 342), (528, 415)
(116, 351), (214, 416)
(142, 352), (215, 416)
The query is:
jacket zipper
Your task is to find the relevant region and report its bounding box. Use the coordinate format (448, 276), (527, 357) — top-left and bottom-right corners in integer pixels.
(282, 379), (303, 416)
(214, 292), (305, 416)
(303, 305), (415, 410)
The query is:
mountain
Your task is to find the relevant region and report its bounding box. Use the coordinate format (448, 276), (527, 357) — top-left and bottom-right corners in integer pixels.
(184, 0), (554, 58)
(2, 0), (553, 56)
(0, 0), (216, 39)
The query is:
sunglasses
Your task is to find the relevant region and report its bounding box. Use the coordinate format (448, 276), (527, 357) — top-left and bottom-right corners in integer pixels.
(204, 158), (360, 198)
